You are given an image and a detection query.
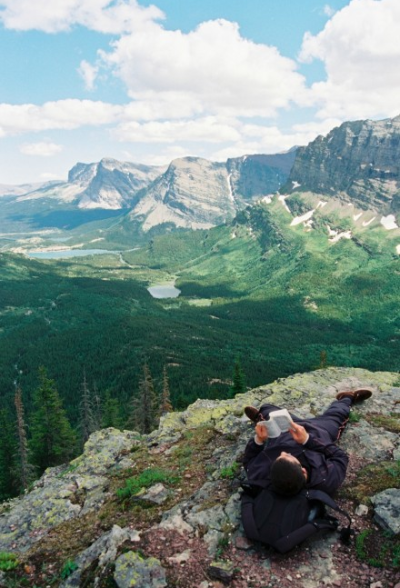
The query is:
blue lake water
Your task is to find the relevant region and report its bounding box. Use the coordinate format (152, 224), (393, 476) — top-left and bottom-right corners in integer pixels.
(147, 285), (181, 299)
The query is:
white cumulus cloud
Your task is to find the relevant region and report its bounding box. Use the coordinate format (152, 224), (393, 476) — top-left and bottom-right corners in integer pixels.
(0, 100), (123, 136)
(0, 0), (164, 33)
(113, 116), (241, 144)
(323, 4), (336, 17)
(99, 18), (309, 118)
(78, 60), (99, 91)
(300, 0), (400, 120)
(20, 141), (63, 157)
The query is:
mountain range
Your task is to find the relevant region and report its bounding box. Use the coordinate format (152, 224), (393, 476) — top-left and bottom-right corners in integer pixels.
(285, 115), (400, 215)
(0, 151), (295, 234)
(1, 116), (400, 241)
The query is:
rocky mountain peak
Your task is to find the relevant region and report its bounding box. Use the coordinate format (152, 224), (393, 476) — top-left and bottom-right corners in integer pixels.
(1, 367), (399, 587)
(285, 115), (400, 215)
(128, 156), (235, 231)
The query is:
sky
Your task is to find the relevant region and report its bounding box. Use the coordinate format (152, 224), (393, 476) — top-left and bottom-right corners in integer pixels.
(0, 0), (399, 185)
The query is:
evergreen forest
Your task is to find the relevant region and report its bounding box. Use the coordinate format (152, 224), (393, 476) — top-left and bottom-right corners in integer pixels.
(1, 195), (400, 499)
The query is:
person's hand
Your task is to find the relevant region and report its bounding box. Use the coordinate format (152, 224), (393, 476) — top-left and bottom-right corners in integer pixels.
(289, 422), (309, 445)
(255, 422), (268, 444)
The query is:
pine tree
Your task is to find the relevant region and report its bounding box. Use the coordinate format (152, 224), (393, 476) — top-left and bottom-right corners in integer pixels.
(79, 373), (99, 444)
(14, 387), (34, 492)
(130, 363), (158, 434)
(160, 365), (173, 416)
(231, 358), (246, 396)
(29, 367), (76, 474)
(92, 383), (103, 431)
(0, 408), (18, 500)
(319, 350), (328, 369)
(102, 390), (122, 429)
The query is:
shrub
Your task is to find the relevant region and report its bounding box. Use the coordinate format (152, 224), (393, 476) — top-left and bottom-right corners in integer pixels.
(0, 552), (19, 571)
(116, 468), (180, 499)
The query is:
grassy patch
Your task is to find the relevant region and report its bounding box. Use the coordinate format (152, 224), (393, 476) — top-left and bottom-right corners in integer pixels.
(355, 529), (400, 568)
(346, 461), (400, 503)
(364, 413), (400, 433)
(220, 462), (240, 480)
(60, 558), (79, 579)
(348, 410), (361, 423)
(0, 552), (19, 571)
(116, 468), (180, 500)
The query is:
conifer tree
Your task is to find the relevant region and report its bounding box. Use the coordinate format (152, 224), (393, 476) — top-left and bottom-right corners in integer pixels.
(160, 365), (173, 416)
(29, 367), (76, 473)
(0, 408), (18, 499)
(319, 350), (328, 369)
(92, 383), (103, 431)
(130, 363), (158, 434)
(14, 387), (34, 492)
(231, 358), (246, 396)
(102, 390), (122, 429)
(79, 372), (99, 444)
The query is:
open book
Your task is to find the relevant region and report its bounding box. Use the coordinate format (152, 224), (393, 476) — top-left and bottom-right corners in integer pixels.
(259, 408), (293, 438)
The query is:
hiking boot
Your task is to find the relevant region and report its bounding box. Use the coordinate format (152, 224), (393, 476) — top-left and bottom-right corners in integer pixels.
(336, 388), (373, 403)
(244, 406), (264, 423)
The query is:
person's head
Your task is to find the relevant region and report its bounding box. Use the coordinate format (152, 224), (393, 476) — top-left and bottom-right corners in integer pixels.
(270, 452), (307, 496)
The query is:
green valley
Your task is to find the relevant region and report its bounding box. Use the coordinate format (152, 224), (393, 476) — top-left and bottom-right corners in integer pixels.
(1, 193), (399, 436)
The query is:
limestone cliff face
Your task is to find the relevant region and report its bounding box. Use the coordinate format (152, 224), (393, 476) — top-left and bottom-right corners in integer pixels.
(227, 152), (296, 205)
(128, 153), (296, 231)
(0, 367), (399, 588)
(286, 115), (400, 215)
(128, 157), (235, 231)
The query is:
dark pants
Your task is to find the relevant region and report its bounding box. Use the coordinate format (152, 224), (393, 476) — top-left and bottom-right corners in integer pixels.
(259, 398), (352, 442)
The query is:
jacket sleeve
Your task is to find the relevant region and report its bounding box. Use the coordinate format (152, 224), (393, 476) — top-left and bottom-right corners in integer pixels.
(242, 437), (265, 471)
(304, 433), (349, 494)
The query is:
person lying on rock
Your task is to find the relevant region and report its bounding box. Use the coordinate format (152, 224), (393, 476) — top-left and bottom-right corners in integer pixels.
(243, 389), (373, 497)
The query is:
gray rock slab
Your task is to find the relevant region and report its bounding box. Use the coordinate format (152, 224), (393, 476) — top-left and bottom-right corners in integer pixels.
(60, 525), (139, 587)
(114, 551), (167, 588)
(371, 488), (400, 534)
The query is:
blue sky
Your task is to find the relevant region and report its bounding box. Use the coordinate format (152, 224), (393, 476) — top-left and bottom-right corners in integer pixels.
(0, 0), (399, 184)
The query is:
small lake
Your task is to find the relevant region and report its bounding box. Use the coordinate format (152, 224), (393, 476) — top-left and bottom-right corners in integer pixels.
(147, 285), (181, 299)
(27, 249), (117, 259)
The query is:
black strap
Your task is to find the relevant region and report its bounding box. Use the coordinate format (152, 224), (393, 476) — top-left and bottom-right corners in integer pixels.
(241, 497), (260, 541)
(307, 489), (352, 527)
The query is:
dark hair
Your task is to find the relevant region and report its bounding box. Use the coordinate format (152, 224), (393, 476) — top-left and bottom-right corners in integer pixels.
(270, 458), (306, 496)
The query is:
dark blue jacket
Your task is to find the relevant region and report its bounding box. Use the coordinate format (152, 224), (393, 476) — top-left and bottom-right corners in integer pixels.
(243, 421), (349, 495)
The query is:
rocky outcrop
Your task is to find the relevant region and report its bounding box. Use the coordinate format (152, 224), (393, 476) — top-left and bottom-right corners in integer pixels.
(286, 115), (400, 215)
(0, 367), (399, 587)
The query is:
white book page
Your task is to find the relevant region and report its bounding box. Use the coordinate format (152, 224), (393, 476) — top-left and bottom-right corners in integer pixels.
(270, 408), (293, 433)
(259, 419), (281, 438)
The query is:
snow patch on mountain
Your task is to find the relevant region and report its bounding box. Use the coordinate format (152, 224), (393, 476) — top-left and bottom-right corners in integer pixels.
(328, 229), (352, 243)
(363, 217), (376, 227)
(381, 215), (398, 230)
(261, 195), (273, 204)
(278, 195), (291, 213)
(291, 209), (315, 227)
(226, 173), (234, 202)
